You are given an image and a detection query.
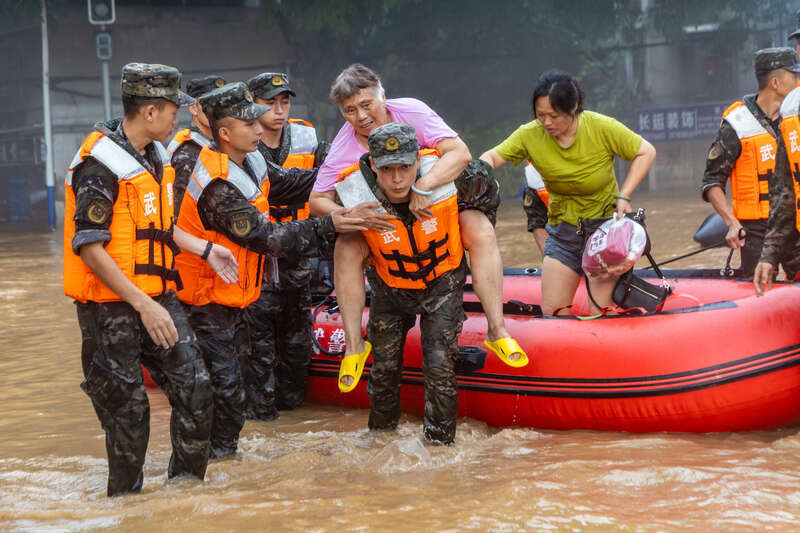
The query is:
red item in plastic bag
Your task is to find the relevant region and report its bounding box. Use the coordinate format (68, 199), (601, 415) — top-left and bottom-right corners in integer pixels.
(582, 216), (645, 275)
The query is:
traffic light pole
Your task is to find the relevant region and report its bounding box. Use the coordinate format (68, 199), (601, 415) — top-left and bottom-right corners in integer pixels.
(41, 0), (55, 231)
(101, 24), (111, 120)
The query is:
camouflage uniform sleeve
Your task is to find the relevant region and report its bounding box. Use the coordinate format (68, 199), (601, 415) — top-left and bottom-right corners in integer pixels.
(759, 134), (796, 267)
(171, 142), (202, 218)
(701, 121), (740, 201)
(266, 161), (318, 206)
(70, 158), (119, 254)
(522, 187), (548, 231)
(197, 178), (335, 257)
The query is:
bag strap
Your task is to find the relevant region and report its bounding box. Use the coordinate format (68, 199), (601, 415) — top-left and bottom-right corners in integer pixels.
(583, 272), (630, 314)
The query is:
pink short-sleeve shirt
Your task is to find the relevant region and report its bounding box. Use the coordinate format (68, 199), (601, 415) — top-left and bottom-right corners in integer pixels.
(313, 97), (458, 192)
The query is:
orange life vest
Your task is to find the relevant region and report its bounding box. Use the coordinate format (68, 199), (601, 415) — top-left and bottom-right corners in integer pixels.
(175, 145), (271, 308)
(721, 101), (774, 220)
(336, 150), (464, 289)
(268, 118), (316, 222)
(167, 128), (211, 154)
(524, 161), (550, 206)
(779, 87), (800, 233)
(63, 132), (180, 303)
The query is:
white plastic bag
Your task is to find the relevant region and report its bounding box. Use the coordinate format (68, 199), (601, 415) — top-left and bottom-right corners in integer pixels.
(581, 215), (647, 279)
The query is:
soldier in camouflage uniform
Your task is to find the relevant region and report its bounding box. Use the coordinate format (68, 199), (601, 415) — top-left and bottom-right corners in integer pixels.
(335, 123), (467, 444)
(702, 48), (800, 277)
(169, 75), (225, 216)
(755, 70), (800, 293)
(175, 82), (363, 456)
(64, 63), (213, 496)
(238, 73), (330, 419)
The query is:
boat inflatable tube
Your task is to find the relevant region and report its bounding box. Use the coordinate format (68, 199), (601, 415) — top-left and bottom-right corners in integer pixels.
(307, 268), (800, 433)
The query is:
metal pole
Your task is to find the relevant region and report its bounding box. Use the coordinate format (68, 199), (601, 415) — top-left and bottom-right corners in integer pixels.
(102, 60), (111, 120)
(101, 24), (111, 120)
(41, 0), (55, 231)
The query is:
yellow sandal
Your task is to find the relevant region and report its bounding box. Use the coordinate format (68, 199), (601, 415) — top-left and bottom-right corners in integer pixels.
(338, 340), (372, 393)
(484, 337), (529, 368)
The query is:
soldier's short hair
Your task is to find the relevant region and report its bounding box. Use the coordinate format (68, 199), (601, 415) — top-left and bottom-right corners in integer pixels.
(122, 95), (168, 119)
(329, 63), (384, 106)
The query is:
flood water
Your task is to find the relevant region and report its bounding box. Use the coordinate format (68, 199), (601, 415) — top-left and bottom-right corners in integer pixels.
(1, 194), (799, 532)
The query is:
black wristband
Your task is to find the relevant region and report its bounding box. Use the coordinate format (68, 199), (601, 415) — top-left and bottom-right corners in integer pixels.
(200, 240), (213, 260)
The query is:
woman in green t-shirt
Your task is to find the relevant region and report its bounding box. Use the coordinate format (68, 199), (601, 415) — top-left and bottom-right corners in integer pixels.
(481, 70), (656, 315)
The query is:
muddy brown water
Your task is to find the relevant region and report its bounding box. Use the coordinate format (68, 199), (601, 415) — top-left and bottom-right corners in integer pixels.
(1, 194), (799, 532)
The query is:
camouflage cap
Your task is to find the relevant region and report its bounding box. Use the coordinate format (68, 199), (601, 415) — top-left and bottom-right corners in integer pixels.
(185, 75), (226, 99)
(247, 72), (297, 100)
(368, 123), (418, 168)
(199, 82), (270, 122)
(755, 47), (800, 77)
(120, 62), (194, 105)
(789, 9), (800, 40)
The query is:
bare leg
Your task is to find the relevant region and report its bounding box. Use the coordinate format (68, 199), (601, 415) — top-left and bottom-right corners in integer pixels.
(333, 232), (370, 387)
(541, 256), (581, 316)
(586, 275), (617, 314)
(459, 210), (508, 342)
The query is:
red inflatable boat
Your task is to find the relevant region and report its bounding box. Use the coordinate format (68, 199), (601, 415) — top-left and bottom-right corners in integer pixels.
(307, 268), (800, 433)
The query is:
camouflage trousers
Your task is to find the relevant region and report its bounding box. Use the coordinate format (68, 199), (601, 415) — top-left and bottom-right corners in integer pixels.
(456, 159), (501, 226)
(76, 290), (213, 497)
(185, 302), (249, 458)
(739, 219), (800, 279)
(365, 263), (466, 445)
(241, 283), (313, 420)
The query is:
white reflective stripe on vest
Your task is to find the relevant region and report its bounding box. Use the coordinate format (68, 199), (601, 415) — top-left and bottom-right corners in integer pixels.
(153, 141), (172, 168)
(227, 157), (263, 202)
(335, 169), (386, 212)
(724, 105), (767, 139)
(167, 131), (211, 153)
(188, 153), (263, 203)
(288, 122), (317, 154)
(781, 86), (800, 119)
(244, 151), (268, 188)
(65, 136), (148, 186)
(525, 161), (545, 190)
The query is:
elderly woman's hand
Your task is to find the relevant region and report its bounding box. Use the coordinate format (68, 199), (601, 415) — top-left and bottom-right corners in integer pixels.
(409, 190), (434, 220)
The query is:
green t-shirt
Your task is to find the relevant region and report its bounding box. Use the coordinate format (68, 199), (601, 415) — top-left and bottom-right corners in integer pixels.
(494, 110), (643, 226)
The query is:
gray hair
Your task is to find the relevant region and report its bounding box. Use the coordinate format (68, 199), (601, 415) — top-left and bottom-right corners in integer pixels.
(330, 63), (385, 106)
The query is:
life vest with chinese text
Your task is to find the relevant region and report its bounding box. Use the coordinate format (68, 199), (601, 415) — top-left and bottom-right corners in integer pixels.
(63, 132), (180, 303)
(336, 149), (463, 289)
(779, 87), (800, 232)
(722, 101), (774, 220)
(176, 145), (271, 308)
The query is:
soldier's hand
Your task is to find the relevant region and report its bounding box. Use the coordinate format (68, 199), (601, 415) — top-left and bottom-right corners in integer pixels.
(409, 182), (434, 221)
(753, 262), (775, 297)
(726, 223), (745, 248)
(331, 207), (368, 232)
(138, 297), (179, 348)
(207, 244), (239, 284)
(349, 201), (395, 232)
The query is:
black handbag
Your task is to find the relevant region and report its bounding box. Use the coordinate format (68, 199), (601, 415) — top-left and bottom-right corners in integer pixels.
(611, 268), (671, 313)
